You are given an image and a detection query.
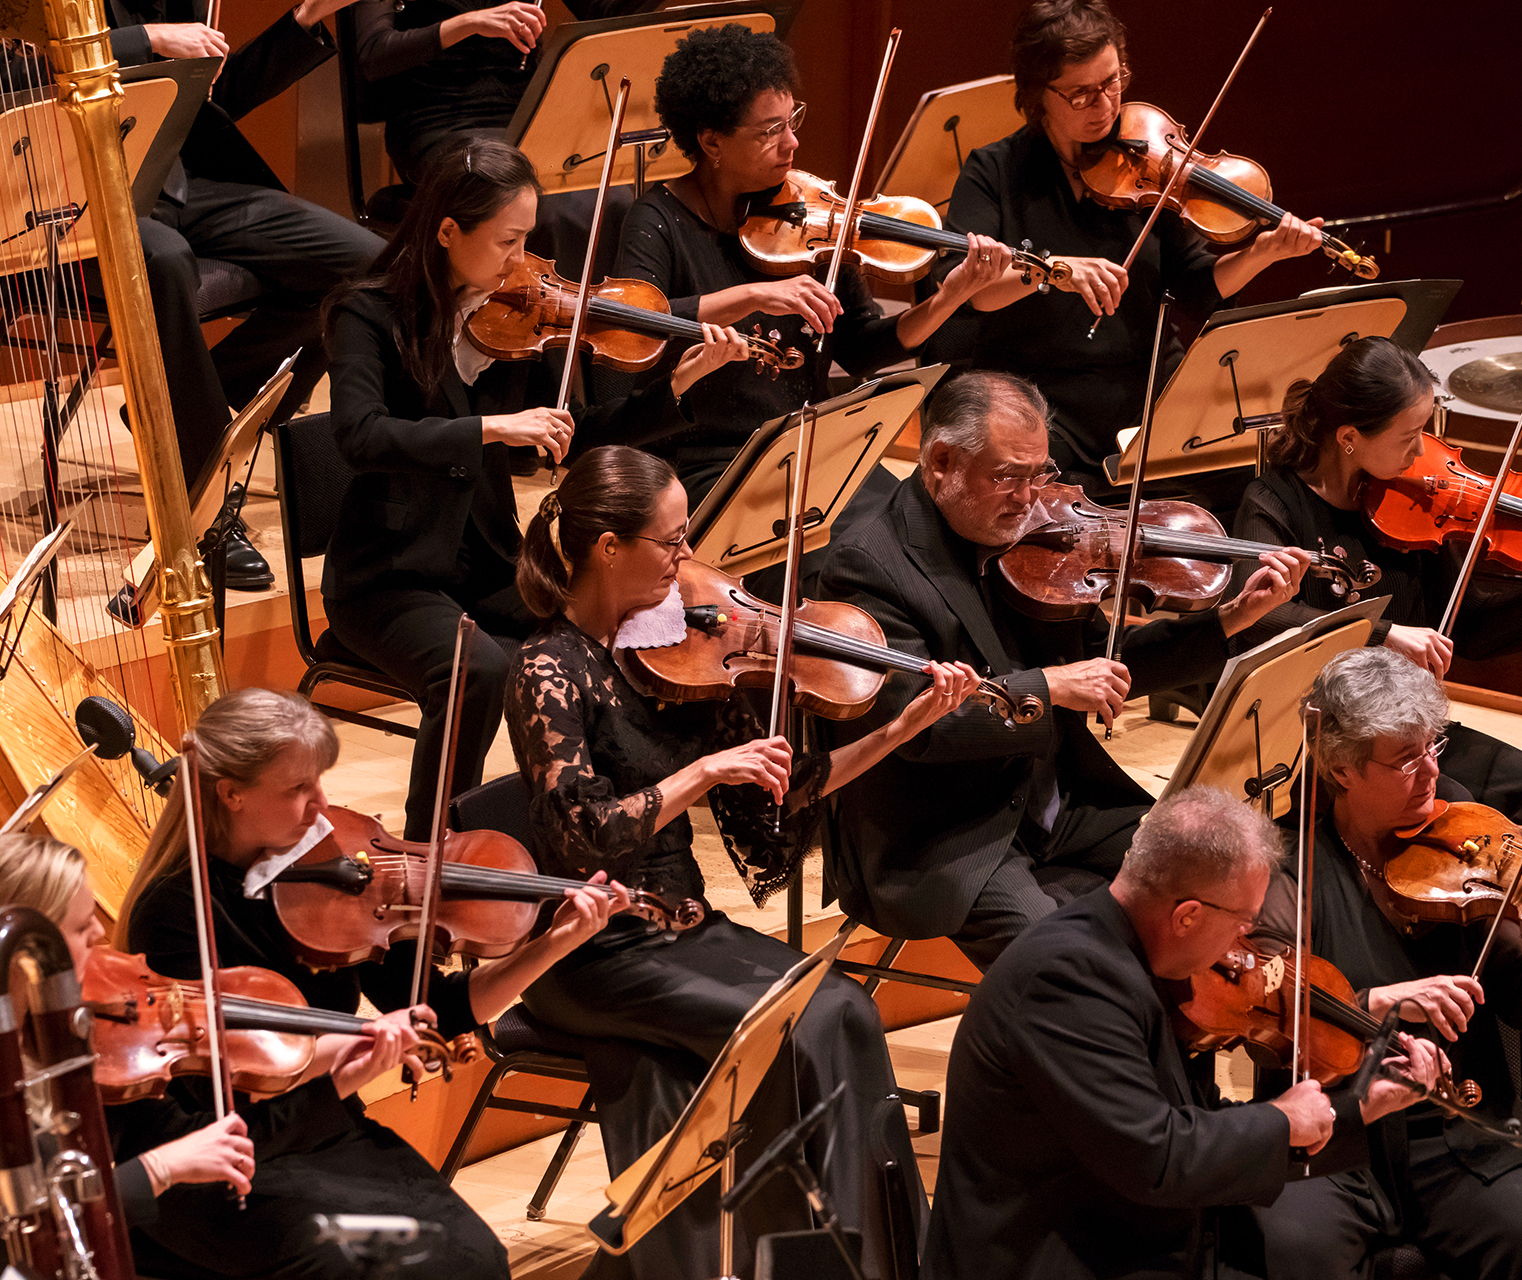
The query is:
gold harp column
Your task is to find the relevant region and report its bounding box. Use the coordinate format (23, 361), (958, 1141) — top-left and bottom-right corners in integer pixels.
(41, 0), (226, 724)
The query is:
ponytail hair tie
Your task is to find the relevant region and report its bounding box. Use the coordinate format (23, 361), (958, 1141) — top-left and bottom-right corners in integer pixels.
(538, 491), (561, 522)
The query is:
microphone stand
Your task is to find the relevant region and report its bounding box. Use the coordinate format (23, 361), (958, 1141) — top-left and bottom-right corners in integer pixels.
(719, 1083), (864, 1280)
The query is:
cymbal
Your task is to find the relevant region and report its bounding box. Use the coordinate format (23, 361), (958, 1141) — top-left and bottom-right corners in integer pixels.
(1449, 353), (1522, 415)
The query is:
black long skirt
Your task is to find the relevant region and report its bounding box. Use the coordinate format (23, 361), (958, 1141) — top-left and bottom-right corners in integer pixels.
(521, 913), (926, 1280)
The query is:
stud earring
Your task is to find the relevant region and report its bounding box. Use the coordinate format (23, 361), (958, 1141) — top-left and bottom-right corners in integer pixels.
(1344, 443), (1354, 455)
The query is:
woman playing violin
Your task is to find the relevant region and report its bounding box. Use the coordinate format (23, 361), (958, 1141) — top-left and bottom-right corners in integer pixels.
(111, 686), (623, 1279)
(323, 138), (747, 838)
(1231, 335), (1522, 820)
(504, 444), (981, 1278)
(0, 835), (258, 1237)
(1249, 648), (1522, 1280)
(613, 23), (1009, 506)
(944, 0), (1323, 489)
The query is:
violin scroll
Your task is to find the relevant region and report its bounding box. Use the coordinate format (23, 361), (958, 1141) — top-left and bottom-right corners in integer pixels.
(975, 681), (1044, 728)
(625, 890), (706, 938)
(1313, 542), (1383, 599)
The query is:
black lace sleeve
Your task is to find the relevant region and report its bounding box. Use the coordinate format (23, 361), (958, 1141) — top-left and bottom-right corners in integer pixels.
(509, 643), (662, 879)
(706, 697), (831, 906)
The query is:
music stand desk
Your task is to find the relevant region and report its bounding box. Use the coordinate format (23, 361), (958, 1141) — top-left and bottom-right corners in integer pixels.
(1105, 278), (1461, 486)
(690, 365), (947, 579)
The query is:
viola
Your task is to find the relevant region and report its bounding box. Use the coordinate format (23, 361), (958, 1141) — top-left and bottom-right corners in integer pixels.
(465, 251), (804, 378)
(1379, 801), (1522, 929)
(269, 806), (704, 970)
(1361, 432), (1522, 575)
(994, 482), (1380, 620)
(739, 169), (1071, 289)
(1173, 944), (1481, 1104)
(82, 946), (459, 1103)
(619, 560), (1041, 726)
(1078, 103), (1378, 280)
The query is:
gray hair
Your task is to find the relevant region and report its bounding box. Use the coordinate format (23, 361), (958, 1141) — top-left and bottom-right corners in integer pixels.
(1305, 648), (1448, 787)
(1122, 786), (1284, 900)
(918, 369), (1048, 468)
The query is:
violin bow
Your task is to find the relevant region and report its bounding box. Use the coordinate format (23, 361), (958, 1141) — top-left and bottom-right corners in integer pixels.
(515, 0), (544, 73)
(1469, 832), (1522, 983)
(1289, 703), (1322, 1172)
(765, 404), (820, 834)
(410, 613), (476, 1015)
(1436, 411), (1522, 639)
(548, 77), (633, 481)
(1086, 7), (1272, 340)
(813, 28), (902, 359)
(182, 739), (242, 1205)
(1099, 291), (1172, 739)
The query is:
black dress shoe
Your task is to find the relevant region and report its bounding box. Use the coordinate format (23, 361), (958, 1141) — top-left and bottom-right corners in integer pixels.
(223, 525), (274, 591)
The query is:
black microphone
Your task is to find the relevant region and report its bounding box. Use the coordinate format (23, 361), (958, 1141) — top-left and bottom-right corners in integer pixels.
(74, 696), (179, 796)
(1351, 1004), (1404, 1102)
(722, 1082), (845, 1213)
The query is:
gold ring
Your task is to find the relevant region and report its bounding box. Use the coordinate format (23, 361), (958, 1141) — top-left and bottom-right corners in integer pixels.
(979, 253), (991, 263)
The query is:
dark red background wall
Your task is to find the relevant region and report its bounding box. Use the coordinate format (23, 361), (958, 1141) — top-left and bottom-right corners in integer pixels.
(228, 0), (1520, 323)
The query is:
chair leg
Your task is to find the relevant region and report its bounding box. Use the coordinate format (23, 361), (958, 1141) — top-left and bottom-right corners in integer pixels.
(440, 1062), (509, 1182)
(526, 1109), (591, 1222)
(859, 938), (908, 998)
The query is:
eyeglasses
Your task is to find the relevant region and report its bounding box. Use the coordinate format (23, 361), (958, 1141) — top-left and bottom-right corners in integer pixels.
(987, 461), (1061, 494)
(743, 101), (807, 146)
(628, 527), (690, 554)
(1045, 67), (1131, 111)
(1176, 896), (1259, 931)
(1369, 734), (1449, 777)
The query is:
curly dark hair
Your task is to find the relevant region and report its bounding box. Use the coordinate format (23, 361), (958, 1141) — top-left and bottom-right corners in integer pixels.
(1012, 0), (1128, 125)
(654, 24), (799, 161)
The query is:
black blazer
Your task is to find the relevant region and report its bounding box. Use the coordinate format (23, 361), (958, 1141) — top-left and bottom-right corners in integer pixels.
(816, 473), (1231, 939)
(107, 0), (333, 191)
(921, 888), (1368, 1280)
(323, 286), (681, 601)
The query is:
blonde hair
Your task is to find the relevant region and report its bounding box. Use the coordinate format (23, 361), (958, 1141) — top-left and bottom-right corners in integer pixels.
(0, 834), (88, 926)
(115, 688), (338, 944)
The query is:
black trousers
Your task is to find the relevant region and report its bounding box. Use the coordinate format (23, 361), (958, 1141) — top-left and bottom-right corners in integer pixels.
(324, 571), (534, 839)
(521, 914), (926, 1280)
(128, 1111), (508, 1280)
(141, 179), (382, 484)
(952, 801), (1147, 972)
(1251, 1133), (1522, 1279)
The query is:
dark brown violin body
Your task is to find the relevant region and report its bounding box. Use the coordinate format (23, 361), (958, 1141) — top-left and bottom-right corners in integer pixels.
(270, 806), (703, 970)
(1361, 432), (1522, 575)
(739, 169), (1070, 288)
(465, 251), (802, 377)
(1078, 102), (1378, 279)
(1382, 801), (1522, 928)
(1174, 946), (1366, 1086)
(995, 482), (1379, 620)
(620, 560), (1040, 727)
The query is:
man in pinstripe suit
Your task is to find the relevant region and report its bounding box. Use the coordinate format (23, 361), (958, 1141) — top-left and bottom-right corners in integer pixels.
(817, 370), (1311, 970)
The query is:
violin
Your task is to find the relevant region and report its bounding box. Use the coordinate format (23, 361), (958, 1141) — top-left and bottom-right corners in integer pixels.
(1361, 432), (1522, 575)
(1378, 801), (1522, 929)
(83, 946), (459, 1103)
(739, 169), (1071, 289)
(994, 482), (1380, 620)
(465, 251), (804, 378)
(1077, 103), (1378, 280)
(619, 559), (1042, 727)
(1173, 944), (1481, 1104)
(269, 806), (704, 970)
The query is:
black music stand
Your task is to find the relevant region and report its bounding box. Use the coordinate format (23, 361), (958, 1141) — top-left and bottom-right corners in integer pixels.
(587, 923), (855, 1277)
(505, 1), (798, 198)
(1104, 278), (1462, 488)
